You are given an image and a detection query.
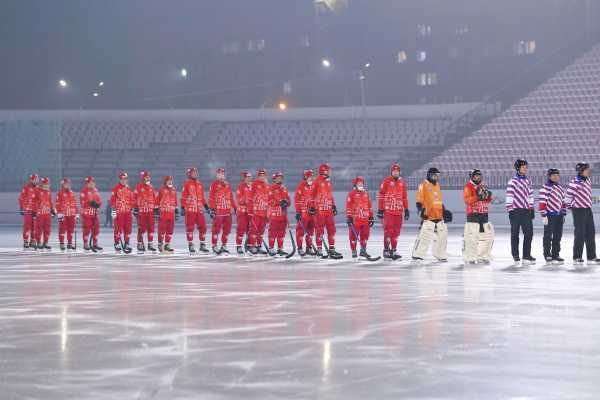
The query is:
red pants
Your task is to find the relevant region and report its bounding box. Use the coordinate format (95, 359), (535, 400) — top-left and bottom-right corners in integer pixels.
(211, 214), (232, 246)
(35, 214), (52, 244)
(296, 215), (315, 249)
(114, 212), (132, 244)
(349, 222), (370, 251)
(82, 215), (100, 246)
(236, 212), (250, 246)
(268, 217), (287, 249)
(59, 216), (76, 245)
(137, 213), (155, 243)
(383, 212), (403, 251)
(315, 214), (336, 248)
(22, 212), (35, 242)
(249, 215), (268, 247)
(158, 216), (175, 244)
(185, 211), (207, 243)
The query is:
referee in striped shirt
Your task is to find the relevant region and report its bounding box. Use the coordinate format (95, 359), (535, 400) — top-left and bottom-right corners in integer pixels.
(506, 159), (536, 264)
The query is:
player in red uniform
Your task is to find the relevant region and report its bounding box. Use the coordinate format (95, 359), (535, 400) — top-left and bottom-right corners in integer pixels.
(33, 177), (56, 250)
(181, 167), (209, 254)
(267, 172), (291, 256)
(312, 163), (342, 259)
(208, 168), (236, 254)
(346, 176), (374, 259)
(294, 169), (316, 257)
(18, 173), (39, 249)
(133, 170), (158, 252)
(80, 176), (102, 251)
(377, 163), (409, 260)
(247, 168), (270, 255)
(55, 178), (78, 251)
(235, 170), (253, 254)
(110, 172), (135, 253)
(157, 175), (179, 253)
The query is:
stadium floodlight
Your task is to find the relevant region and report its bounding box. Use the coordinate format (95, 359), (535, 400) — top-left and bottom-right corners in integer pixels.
(321, 58), (332, 68)
(92, 92), (99, 97)
(364, 62), (371, 68)
(278, 102), (287, 111)
(58, 79), (68, 88)
(180, 68), (188, 78)
(98, 81), (104, 87)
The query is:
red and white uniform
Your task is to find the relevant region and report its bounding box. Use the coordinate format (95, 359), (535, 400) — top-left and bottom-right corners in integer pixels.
(34, 187), (54, 245)
(111, 183), (135, 244)
(80, 187), (102, 246)
(157, 185), (178, 245)
(134, 182), (157, 243)
(312, 175), (336, 248)
(248, 180), (270, 247)
(18, 183), (38, 242)
(294, 179), (315, 250)
(268, 183), (290, 249)
(464, 181), (492, 216)
(377, 176), (408, 252)
(56, 188), (78, 245)
(235, 180), (252, 246)
(181, 178), (207, 243)
(208, 180), (235, 246)
(346, 188), (373, 251)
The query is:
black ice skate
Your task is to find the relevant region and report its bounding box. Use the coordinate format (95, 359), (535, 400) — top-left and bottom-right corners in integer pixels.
(383, 249), (392, 259)
(92, 245), (103, 251)
(199, 243), (209, 253)
(390, 250), (402, 261)
(60, 244), (66, 251)
(67, 243), (75, 251)
(23, 240), (29, 250)
(147, 243), (157, 252)
(220, 246), (230, 255)
(158, 243), (164, 253)
(188, 243), (196, 254)
(276, 249), (288, 257)
(212, 245), (222, 255)
(360, 248), (381, 262)
(137, 242), (145, 253)
(328, 246), (343, 260)
(164, 244), (174, 253)
(352, 249), (358, 259)
(123, 243), (132, 254)
(237, 246), (245, 255)
(114, 243), (122, 253)
(298, 248), (306, 257)
(522, 256), (536, 265)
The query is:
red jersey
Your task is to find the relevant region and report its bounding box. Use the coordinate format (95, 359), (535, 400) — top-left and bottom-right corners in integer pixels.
(236, 181), (252, 213)
(18, 183), (37, 212)
(464, 181), (492, 215)
(134, 182), (157, 213)
(80, 187), (102, 216)
(268, 183), (290, 219)
(312, 175), (336, 216)
(208, 180), (235, 215)
(110, 183), (135, 213)
(248, 180), (270, 217)
(157, 185), (178, 216)
(55, 189), (78, 216)
(346, 189), (373, 224)
(34, 187), (54, 216)
(377, 176), (409, 215)
(181, 178), (206, 213)
(294, 180), (315, 215)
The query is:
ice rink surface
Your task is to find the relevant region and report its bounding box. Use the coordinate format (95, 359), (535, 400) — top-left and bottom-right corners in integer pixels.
(1, 225), (600, 399)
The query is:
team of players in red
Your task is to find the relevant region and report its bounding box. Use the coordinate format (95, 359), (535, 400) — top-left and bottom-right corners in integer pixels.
(18, 163), (411, 259)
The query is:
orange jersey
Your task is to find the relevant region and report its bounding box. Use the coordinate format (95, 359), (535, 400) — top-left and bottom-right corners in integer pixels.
(18, 184), (37, 212)
(416, 179), (444, 221)
(208, 180), (235, 214)
(110, 183), (135, 213)
(346, 189), (373, 223)
(80, 187), (102, 216)
(157, 185), (178, 215)
(34, 188), (54, 216)
(268, 183), (290, 219)
(236, 181), (252, 213)
(134, 182), (157, 213)
(464, 181), (492, 215)
(294, 180), (315, 215)
(180, 178), (206, 212)
(55, 189), (78, 216)
(377, 176), (408, 215)
(248, 180), (270, 217)
(312, 175), (336, 215)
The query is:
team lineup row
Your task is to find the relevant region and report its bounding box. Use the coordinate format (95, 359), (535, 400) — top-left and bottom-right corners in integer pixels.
(16, 160), (600, 265)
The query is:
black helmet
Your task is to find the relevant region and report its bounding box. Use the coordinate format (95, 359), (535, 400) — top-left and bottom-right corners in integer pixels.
(576, 162), (590, 174)
(427, 167), (440, 178)
(514, 159), (528, 171)
(469, 169), (482, 179)
(547, 168), (560, 177)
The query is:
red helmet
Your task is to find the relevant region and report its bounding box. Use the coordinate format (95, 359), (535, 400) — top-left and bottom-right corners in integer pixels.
(29, 173), (39, 183)
(40, 177), (50, 185)
(241, 170), (252, 179)
(257, 168), (267, 177)
(318, 163), (330, 175)
(303, 169), (313, 179)
(140, 170), (151, 180)
(187, 167), (198, 178)
(272, 171), (283, 180)
(391, 163), (401, 174)
(352, 176), (365, 186)
(216, 167), (225, 174)
(163, 175), (173, 184)
(118, 171), (128, 180)
(85, 176), (95, 184)
(61, 177), (71, 185)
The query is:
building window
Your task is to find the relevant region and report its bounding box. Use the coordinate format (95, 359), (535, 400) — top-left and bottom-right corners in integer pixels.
(397, 51), (407, 63)
(417, 72), (437, 86)
(417, 51), (427, 62)
(418, 24), (432, 37)
(514, 40), (536, 55)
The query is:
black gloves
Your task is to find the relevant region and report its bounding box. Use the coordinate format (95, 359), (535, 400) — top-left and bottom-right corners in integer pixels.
(280, 199), (289, 209)
(89, 200), (100, 209)
(180, 207), (185, 217)
(443, 208), (453, 223)
(132, 207), (139, 217)
(295, 212), (301, 222)
(209, 208), (216, 219)
(308, 207), (316, 216)
(376, 209), (384, 219)
(404, 209), (410, 221)
(31, 211), (37, 219)
(529, 209), (535, 220)
(332, 205), (337, 216)
(19, 209), (25, 216)
(368, 217), (374, 227)
(51, 209), (56, 217)
(346, 217), (353, 226)
(204, 204), (210, 212)
(153, 208), (160, 217)
(175, 208), (180, 221)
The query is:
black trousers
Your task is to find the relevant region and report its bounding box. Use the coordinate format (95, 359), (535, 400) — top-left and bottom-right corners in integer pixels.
(543, 215), (564, 259)
(572, 208), (596, 260)
(509, 209), (533, 258)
